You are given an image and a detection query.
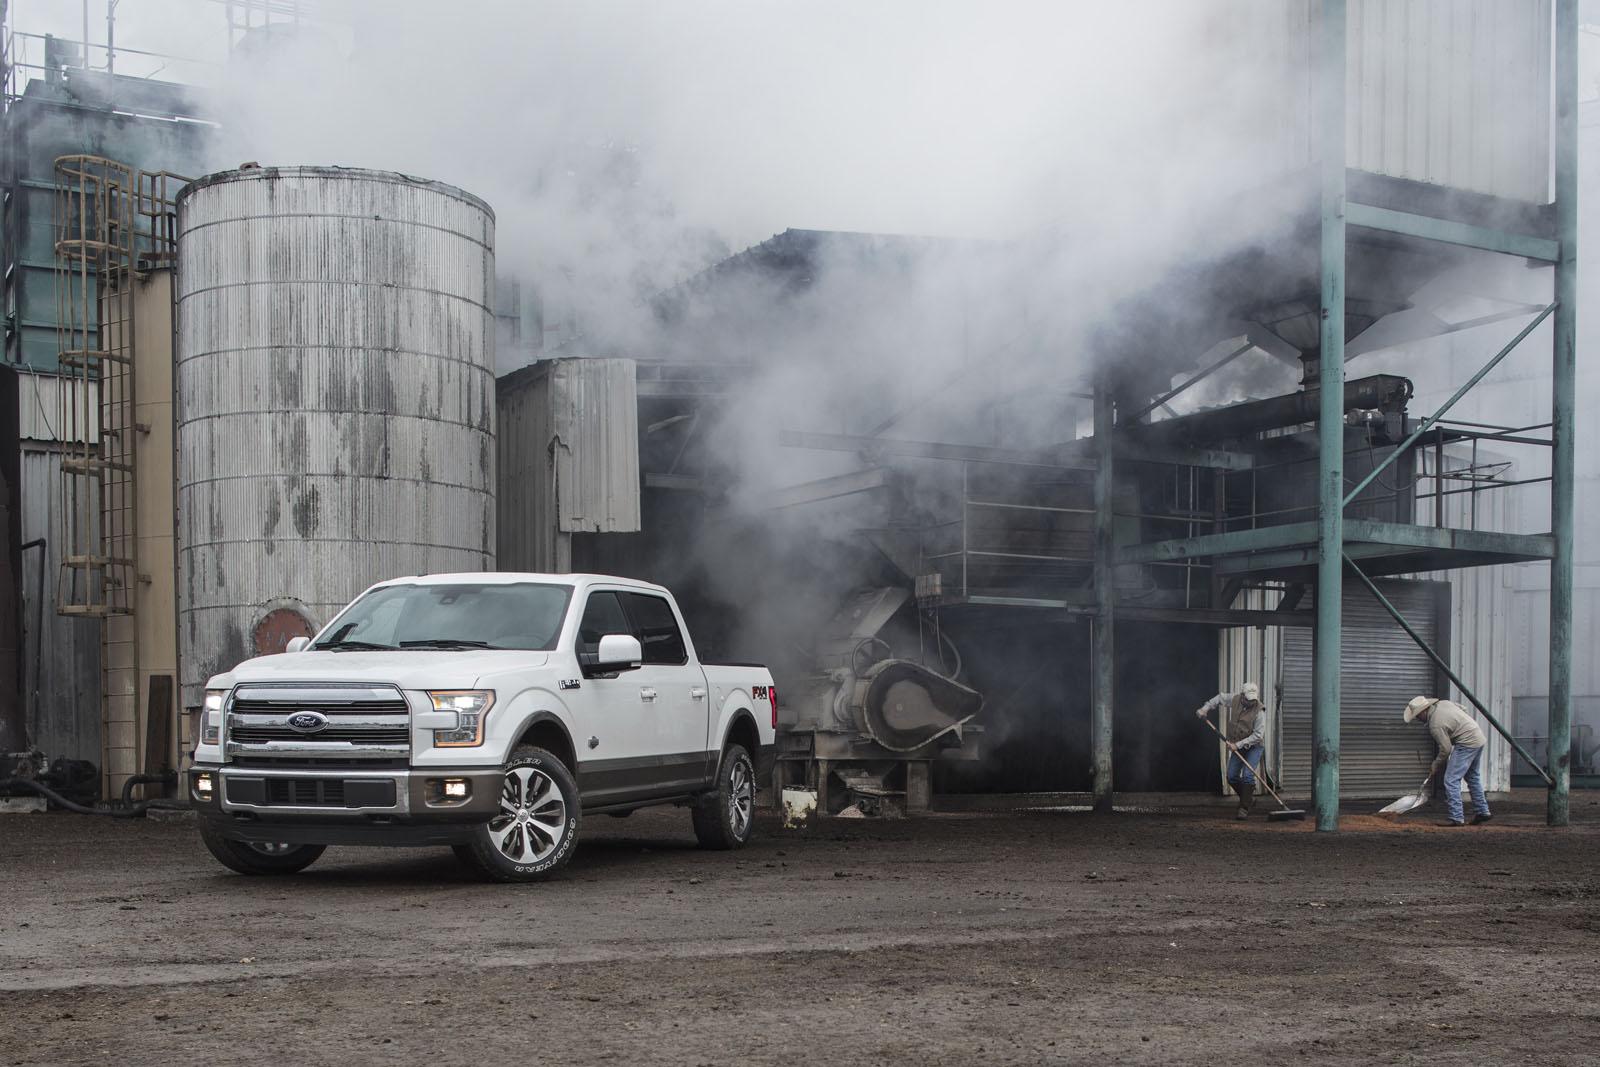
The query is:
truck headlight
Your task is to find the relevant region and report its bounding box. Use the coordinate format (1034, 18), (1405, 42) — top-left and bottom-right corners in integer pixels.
(201, 689), (226, 745)
(429, 690), (496, 747)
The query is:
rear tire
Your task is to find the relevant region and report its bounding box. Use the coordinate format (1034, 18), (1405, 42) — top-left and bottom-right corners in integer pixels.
(198, 822), (325, 876)
(693, 743), (755, 850)
(457, 745), (580, 883)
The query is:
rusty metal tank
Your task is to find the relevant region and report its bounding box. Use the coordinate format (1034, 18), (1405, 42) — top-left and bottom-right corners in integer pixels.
(174, 166), (496, 709)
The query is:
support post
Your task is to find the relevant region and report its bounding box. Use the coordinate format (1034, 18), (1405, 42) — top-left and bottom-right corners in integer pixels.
(1313, 0), (1347, 832)
(1548, 0), (1578, 826)
(1091, 381), (1115, 813)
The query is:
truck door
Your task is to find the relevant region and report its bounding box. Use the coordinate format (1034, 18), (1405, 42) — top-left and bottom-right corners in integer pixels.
(573, 588), (657, 806)
(620, 590), (713, 792)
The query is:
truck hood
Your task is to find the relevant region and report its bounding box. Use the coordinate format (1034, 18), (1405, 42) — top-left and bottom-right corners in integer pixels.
(214, 650), (551, 691)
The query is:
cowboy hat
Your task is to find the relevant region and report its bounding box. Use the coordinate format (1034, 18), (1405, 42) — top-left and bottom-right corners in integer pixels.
(1403, 696), (1439, 723)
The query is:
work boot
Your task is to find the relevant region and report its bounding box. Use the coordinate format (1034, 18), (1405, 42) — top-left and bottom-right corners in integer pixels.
(1472, 812), (1493, 825)
(1236, 783), (1254, 819)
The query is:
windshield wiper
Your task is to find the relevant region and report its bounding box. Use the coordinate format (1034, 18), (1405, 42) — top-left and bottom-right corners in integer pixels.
(398, 638), (497, 650)
(315, 639), (397, 652)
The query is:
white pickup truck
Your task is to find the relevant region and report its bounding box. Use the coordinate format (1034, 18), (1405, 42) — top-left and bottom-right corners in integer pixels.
(187, 573), (776, 882)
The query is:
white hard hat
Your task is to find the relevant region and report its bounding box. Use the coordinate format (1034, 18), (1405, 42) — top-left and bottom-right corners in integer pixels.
(1241, 682), (1260, 701)
(1403, 696), (1438, 723)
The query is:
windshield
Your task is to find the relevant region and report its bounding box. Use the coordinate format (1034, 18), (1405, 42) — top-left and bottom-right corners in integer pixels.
(314, 582), (573, 652)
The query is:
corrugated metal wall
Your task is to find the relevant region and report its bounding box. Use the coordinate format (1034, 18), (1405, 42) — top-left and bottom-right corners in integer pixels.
(18, 446), (102, 761)
(1243, 0), (1552, 203)
(174, 168), (497, 709)
(1218, 588), (1286, 787)
(1280, 580), (1444, 798)
(498, 358), (641, 572)
(1412, 446), (1515, 791)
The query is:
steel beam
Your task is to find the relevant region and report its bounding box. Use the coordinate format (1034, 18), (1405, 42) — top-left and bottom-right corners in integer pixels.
(1118, 522), (1318, 565)
(1091, 383), (1115, 814)
(1548, 0), (1578, 827)
(763, 468), (891, 510)
(1346, 202), (1560, 262)
(1346, 556), (1554, 787)
(778, 429), (1092, 470)
(1123, 339), (1254, 424)
(1342, 304), (1554, 507)
(1314, 0), (1346, 833)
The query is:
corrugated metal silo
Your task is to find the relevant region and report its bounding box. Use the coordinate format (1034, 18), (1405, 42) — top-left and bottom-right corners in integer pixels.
(174, 166), (496, 708)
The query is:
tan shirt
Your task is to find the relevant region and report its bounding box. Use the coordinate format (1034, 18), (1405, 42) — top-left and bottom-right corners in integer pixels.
(1427, 699), (1486, 756)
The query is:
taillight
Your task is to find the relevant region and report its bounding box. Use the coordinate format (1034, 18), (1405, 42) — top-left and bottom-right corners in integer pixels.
(769, 685), (779, 729)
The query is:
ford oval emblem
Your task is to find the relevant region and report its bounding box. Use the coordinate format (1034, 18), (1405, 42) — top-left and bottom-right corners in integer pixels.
(287, 711), (329, 733)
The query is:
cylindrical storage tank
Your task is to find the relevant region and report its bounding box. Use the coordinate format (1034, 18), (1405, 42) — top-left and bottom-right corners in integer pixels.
(175, 166), (496, 709)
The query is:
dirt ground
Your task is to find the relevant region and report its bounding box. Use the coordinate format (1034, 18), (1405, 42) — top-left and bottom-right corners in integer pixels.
(3, 790), (1598, 1066)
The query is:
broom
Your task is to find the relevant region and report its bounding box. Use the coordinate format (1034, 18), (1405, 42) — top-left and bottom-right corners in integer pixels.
(1201, 716), (1306, 822)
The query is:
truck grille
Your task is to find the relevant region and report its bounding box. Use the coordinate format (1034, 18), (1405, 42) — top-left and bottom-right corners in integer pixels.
(223, 774), (398, 809)
(229, 724), (411, 745)
(225, 684), (411, 761)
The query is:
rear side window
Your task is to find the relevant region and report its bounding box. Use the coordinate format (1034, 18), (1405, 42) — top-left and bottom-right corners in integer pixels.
(577, 591), (631, 658)
(624, 593), (687, 665)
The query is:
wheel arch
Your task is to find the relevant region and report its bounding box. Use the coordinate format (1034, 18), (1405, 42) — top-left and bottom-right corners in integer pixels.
(514, 711), (578, 773)
(722, 710), (760, 762)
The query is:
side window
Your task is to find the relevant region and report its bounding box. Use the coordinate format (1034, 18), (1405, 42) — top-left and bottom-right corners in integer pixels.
(624, 593), (687, 665)
(577, 591), (630, 658)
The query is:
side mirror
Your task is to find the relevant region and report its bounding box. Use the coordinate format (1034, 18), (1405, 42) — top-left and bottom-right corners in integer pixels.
(285, 637), (311, 653)
(589, 633), (643, 675)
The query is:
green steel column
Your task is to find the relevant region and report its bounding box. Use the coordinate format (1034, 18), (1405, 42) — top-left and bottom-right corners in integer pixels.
(1548, 0), (1578, 827)
(1314, 0), (1347, 833)
(1091, 381), (1115, 813)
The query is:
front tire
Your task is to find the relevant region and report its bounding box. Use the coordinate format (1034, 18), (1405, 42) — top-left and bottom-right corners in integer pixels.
(198, 822), (325, 876)
(693, 743), (755, 850)
(457, 745), (580, 883)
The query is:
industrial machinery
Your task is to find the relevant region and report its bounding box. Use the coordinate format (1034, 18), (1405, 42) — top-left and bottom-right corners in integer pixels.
(776, 587), (982, 815)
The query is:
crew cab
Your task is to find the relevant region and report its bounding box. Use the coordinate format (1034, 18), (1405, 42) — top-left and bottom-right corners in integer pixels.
(188, 573), (776, 882)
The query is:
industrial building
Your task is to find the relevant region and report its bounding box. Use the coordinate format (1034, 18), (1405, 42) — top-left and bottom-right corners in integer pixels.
(0, 1), (1592, 831)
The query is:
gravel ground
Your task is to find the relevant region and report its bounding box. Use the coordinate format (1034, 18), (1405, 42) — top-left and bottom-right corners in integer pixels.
(3, 790), (1598, 1066)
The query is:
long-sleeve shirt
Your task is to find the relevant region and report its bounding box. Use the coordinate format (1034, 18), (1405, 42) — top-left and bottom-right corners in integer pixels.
(1427, 699), (1486, 758)
(1200, 691), (1265, 749)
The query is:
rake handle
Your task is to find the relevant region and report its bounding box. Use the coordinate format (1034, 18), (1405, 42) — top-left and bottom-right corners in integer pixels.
(1201, 714), (1292, 809)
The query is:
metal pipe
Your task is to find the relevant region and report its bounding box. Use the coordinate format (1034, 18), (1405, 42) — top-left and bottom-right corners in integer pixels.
(1123, 339), (1254, 424)
(1342, 304), (1555, 507)
(1314, 0), (1346, 833)
(20, 538), (45, 751)
(1345, 555), (1553, 787)
(1091, 382), (1114, 813)
(1548, 0), (1578, 826)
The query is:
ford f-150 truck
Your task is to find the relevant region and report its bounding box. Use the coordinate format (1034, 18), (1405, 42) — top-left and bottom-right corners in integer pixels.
(188, 573), (776, 882)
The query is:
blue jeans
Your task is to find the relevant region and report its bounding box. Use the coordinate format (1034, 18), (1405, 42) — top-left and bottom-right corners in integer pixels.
(1227, 745), (1263, 788)
(1442, 744), (1488, 823)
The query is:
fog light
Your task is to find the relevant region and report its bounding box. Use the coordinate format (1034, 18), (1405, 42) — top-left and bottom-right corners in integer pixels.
(425, 777), (472, 806)
(193, 773), (214, 802)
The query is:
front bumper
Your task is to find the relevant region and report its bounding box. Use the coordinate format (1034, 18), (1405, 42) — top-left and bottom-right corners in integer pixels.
(189, 763), (503, 847)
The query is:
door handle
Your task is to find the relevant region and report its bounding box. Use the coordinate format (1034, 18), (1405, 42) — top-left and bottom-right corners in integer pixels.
(691, 688), (707, 701)
(640, 688), (657, 702)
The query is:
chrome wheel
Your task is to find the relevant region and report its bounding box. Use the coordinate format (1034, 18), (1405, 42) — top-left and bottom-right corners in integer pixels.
(488, 766), (568, 865)
(247, 841), (298, 856)
(727, 756), (753, 839)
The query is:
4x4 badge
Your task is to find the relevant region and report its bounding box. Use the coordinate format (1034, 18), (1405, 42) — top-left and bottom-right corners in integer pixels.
(559, 679), (581, 691)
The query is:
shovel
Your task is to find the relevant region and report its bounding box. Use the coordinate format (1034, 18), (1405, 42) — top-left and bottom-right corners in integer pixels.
(1200, 716), (1306, 822)
(1378, 775), (1433, 817)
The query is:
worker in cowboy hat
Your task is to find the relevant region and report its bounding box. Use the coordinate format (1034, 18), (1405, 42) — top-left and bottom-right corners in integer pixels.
(1196, 682), (1266, 819)
(1404, 696), (1491, 827)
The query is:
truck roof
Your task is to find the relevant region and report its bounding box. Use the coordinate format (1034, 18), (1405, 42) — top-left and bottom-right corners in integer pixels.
(373, 572), (670, 595)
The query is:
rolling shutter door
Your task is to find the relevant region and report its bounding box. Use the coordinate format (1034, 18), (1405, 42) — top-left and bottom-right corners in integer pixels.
(1280, 579), (1442, 798)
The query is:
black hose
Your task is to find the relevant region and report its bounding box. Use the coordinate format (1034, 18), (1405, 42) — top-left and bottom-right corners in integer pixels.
(1, 777), (160, 818)
(121, 771), (176, 806)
